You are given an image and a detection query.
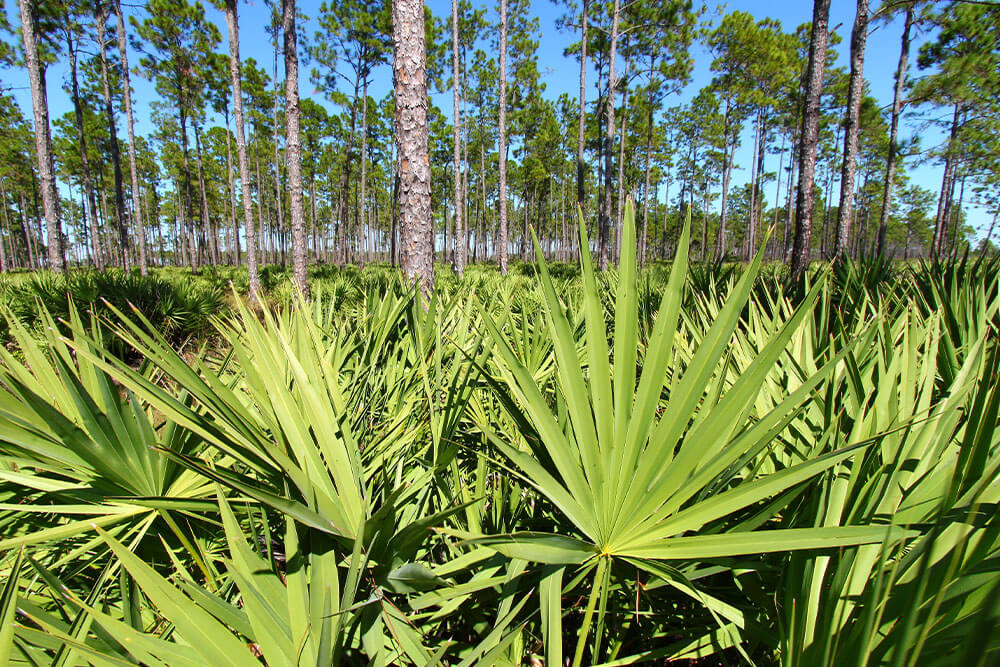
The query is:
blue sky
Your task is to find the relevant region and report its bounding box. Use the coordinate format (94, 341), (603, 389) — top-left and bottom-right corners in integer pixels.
(2, 0), (988, 236)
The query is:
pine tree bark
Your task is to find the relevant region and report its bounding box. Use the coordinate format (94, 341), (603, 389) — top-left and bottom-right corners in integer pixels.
(640, 97), (654, 269)
(271, 18), (287, 267)
(96, 4), (130, 270)
(598, 0), (620, 271)
(576, 0), (588, 216)
(716, 114), (735, 262)
(451, 0), (465, 276)
(875, 4), (912, 257)
(789, 0), (832, 280)
(66, 30), (103, 270)
(0, 184), (10, 272)
(834, 0), (869, 261)
(283, 0), (308, 296)
(497, 0), (509, 275)
(19, 0), (64, 272)
(225, 0), (261, 300)
(115, 0), (149, 275)
(193, 124), (218, 265)
(933, 103), (961, 258)
(392, 0), (434, 297)
(358, 83), (369, 268)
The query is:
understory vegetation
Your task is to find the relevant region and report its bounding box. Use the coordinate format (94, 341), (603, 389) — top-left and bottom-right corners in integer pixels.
(1, 209), (998, 665)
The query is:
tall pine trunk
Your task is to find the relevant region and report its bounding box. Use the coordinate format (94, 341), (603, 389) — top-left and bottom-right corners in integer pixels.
(451, 0), (465, 276)
(392, 0), (434, 296)
(933, 103), (961, 258)
(716, 112), (734, 262)
(284, 0), (308, 296)
(598, 0), (620, 271)
(66, 30), (103, 270)
(96, 5), (130, 270)
(115, 0), (148, 275)
(875, 5), (912, 257)
(225, 0), (261, 299)
(833, 0), (869, 261)
(19, 0), (64, 272)
(789, 0), (832, 280)
(576, 0), (588, 215)
(497, 0), (509, 275)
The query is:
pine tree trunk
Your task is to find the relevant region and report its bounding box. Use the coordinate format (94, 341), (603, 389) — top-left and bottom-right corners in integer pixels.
(358, 83), (369, 269)
(933, 103), (961, 258)
(875, 6), (912, 257)
(748, 110), (766, 260)
(640, 87), (654, 269)
(834, 0), (869, 261)
(450, 0), (465, 276)
(497, 0), (509, 275)
(226, 0), (261, 299)
(96, 5), (130, 270)
(271, 23), (287, 267)
(598, 0), (620, 271)
(0, 184), (10, 272)
(790, 0), (832, 280)
(716, 114), (733, 262)
(392, 0), (434, 296)
(193, 124), (217, 265)
(223, 113), (238, 265)
(66, 31), (103, 271)
(115, 0), (149, 275)
(19, 0), (64, 272)
(283, 0), (308, 296)
(576, 0), (588, 216)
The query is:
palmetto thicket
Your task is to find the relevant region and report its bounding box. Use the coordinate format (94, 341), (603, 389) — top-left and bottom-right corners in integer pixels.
(0, 203), (998, 664)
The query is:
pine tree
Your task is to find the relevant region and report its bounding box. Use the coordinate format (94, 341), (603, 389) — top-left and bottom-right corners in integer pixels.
(392, 0), (434, 296)
(833, 0), (869, 261)
(114, 0), (148, 275)
(283, 0), (308, 296)
(496, 0), (509, 275)
(790, 0), (832, 280)
(875, 3), (914, 258)
(223, 0), (261, 300)
(17, 0), (64, 272)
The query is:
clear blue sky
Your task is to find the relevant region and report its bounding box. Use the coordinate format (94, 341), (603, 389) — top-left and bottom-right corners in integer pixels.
(2, 0), (988, 237)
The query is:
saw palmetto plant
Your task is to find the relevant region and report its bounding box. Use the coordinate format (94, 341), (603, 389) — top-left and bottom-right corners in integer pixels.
(0, 203), (997, 665)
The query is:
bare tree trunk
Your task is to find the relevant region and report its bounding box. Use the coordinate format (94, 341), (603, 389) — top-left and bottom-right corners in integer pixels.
(0, 183), (10, 272)
(748, 110), (766, 260)
(114, 0), (149, 274)
(497, 0), (509, 275)
(450, 0), (465, 276)
(790, 0), (832, 280)
(358, 82), (369, 268)
(193, 124), (217, 265)
(933, 103), (961, 259)
(875, 5), (912, 257)
(716, 108), (735, 262)
(834, 0), (869, 261)
(283, 0), (308, 296)
(223, 112), (239, 265)
(271, 18), (287, 267)
(19, 0), (64, 272)
(983, 212), (997, 251)
(96, 5), (130, 270)
(770, 137), (786, 259)
(948, 175), (965, 258)
(392, 0), (434, 296)
(598, 0), (620, 271)
(226, 0), (261, 299)
(66, 30), (103, 271)
(575, 0), (589, 218)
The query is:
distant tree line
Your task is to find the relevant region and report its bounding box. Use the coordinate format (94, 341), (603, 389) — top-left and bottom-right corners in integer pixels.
(0, 0), (998, 292)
